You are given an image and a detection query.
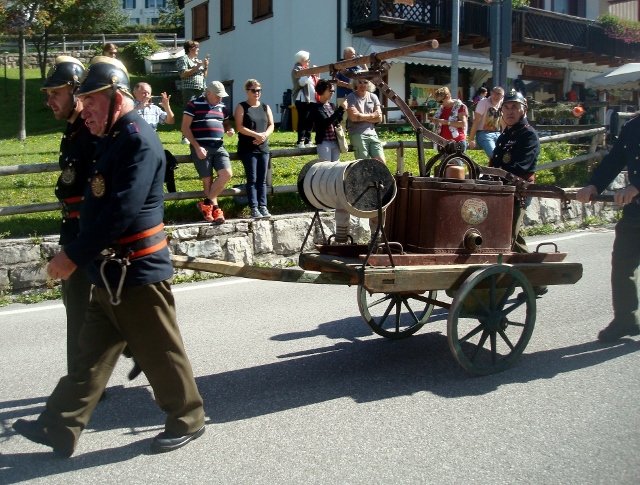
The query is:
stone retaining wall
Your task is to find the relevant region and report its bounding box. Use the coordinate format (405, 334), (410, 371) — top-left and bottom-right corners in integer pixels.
(0, 190), (622, 294)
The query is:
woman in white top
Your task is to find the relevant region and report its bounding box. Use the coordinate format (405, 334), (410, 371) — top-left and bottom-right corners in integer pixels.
(291, 50), (317, 148)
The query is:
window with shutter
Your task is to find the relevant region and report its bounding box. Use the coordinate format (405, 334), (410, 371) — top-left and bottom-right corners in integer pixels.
(192, 2), (209, 41)
(252, 0), (272, 22)
(220, 0), (234, 33)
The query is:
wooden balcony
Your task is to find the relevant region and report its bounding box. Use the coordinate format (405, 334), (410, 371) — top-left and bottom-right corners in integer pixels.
(348, 0), (640, 66)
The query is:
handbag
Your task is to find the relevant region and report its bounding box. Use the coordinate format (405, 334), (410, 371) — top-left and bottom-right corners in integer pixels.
(334, 124), (349, 153)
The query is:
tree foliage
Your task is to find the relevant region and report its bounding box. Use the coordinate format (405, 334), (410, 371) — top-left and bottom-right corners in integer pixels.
(159, 0), (184, 32)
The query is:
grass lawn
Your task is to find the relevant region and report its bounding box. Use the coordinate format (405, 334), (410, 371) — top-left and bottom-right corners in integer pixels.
(0, 67), (589, 239)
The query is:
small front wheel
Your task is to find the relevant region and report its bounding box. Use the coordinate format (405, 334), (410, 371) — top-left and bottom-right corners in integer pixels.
(447, 265), (536, 375)
(357, 285), (437, 339)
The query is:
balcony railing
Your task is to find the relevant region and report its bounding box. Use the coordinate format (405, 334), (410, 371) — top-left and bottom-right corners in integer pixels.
(348, 0), (640, 63)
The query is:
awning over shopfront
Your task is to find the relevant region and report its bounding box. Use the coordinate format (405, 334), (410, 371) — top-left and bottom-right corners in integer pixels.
(351, 37), (493, 72)
(585, 63), (640, 90)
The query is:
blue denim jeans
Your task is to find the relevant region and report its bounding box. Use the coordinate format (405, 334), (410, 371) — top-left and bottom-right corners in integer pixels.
(476, 130), (501, 158)
(316, 140), (341, 161)
(241, 152), (269, 208)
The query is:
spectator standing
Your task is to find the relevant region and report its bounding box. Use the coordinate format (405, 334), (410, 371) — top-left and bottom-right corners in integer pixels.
(346, 78), (385, 162)
(176, 40), (209, 104)
(41, 56), (97, 374)
(12, 56), (205, 457)
(472, 86), (488, 106)
(133, 82), (175, 130)
(576, 115), (640, 342)
(234, 79), (274, 220)
(335, 47), (367, 110)
(101, 43), (118, 58)
(429, 86), (469, 148)
(291, 50), (317, 148)
(182, 81), (235, 224)
(311, 79), (347, 161)
(468, 85), (504, 158)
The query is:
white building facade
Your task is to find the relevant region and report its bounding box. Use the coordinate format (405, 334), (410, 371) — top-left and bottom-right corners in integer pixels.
(122, 0), (168, 25)
(181, 0), (637, 124)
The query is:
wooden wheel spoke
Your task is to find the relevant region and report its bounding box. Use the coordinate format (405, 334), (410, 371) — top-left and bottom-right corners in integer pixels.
(470, 330), (489, 362)
(373, 298), (396, 328)
(497, 279), (517, 309)
(459, 322), (484, 343)
(490, 331), (497, 364)
(401, 297), (421, 325)
(502, 300), (526, 316)
(498, 329), (515, 350)
(505, 319), (525, 328)
(368, 294), (393, 310)
(394, 299), (402, 332)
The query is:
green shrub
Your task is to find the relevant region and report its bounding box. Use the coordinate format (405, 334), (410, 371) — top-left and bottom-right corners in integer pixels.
(119, 34), (162, 74)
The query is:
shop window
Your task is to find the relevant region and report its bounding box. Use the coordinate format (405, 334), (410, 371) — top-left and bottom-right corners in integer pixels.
(220, 0), (234, 33)
(252, 0), (273, 22)
(192, 2), (209, 41)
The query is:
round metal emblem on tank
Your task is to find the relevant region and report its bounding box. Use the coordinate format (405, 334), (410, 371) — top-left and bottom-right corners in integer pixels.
(90, 174), (106, 197)
(60, 166), (76, 185)
(461, 197), (488, 225)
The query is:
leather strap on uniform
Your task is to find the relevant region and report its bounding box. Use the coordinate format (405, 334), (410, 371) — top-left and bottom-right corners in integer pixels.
(116, 223), (167, 260)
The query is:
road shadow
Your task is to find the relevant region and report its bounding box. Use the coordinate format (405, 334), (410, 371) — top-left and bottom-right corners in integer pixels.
(196, 314), (640, 422)
(1, 314), (638, 479)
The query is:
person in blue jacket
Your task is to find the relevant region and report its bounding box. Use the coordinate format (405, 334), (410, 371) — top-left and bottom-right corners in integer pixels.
(12, 56), (205, 457)
(576, 114), (640, 342)
(41, 56), (97, 375)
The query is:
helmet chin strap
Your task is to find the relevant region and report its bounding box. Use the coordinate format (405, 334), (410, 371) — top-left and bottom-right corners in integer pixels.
(105, 84), (118, 135)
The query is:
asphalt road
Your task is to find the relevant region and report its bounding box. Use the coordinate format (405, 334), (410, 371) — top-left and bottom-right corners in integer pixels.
(1, 227), (639, 484)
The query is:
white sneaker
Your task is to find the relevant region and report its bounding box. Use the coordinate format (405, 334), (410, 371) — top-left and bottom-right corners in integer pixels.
(295, 142), (306, 149)
(181, 137), (190, 145)
(305, 142), (315, 148)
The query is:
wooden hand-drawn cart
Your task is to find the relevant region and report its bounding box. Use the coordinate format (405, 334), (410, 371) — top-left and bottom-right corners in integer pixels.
(173, 41), (595, 375)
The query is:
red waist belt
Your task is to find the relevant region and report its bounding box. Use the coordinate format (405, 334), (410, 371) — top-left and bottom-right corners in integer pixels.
(61, 196), (83, 219)
(113, 223), (167, 260)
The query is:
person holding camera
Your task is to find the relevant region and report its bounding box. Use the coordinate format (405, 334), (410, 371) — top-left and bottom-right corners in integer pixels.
(176, 40), (209, 104)
(133, 82), (175, 130)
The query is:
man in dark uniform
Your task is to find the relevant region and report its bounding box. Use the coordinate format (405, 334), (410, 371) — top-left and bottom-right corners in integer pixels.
(491, 89), (540, 254)
(12, 57), (205, 457)
(41, 56), (96, 374)
(491, 89), (547, 297)
(576, 115), (640, 341)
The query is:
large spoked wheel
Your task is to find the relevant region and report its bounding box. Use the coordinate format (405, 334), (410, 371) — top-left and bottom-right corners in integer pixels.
(357, 285), (437, 339)
(447, 265), (536, 375)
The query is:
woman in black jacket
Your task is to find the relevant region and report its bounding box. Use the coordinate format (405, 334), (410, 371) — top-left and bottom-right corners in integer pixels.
(310, 79), (347, 161)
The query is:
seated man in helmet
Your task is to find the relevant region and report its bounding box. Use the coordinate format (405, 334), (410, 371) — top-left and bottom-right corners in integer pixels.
(12, 56), (206, 457)
(490, 89), (546, 297)
(41, 56), (97, 376)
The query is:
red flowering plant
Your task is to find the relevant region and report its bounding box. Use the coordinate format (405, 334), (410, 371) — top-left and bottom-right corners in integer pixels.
(598, 14), (640, 45)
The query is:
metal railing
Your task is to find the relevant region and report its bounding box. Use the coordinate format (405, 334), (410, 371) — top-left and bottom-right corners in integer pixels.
(0, 128), (607, 217)
(0, 32), (183, 54)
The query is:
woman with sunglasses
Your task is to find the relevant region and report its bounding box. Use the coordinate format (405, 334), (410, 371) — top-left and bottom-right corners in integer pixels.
(234, 79), (274, 219)
(310, 79), (347, 161)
